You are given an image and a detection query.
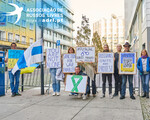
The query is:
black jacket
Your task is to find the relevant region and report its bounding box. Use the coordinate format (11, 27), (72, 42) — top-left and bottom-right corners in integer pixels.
(114, 52), (119, 74)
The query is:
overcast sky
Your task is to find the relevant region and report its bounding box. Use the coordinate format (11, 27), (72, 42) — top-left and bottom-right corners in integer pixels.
(70, 0), (124, 37)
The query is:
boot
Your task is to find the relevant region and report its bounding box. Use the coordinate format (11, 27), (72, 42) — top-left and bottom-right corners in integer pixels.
(142, 92), (146, 97)
(146, 92), (149, 98)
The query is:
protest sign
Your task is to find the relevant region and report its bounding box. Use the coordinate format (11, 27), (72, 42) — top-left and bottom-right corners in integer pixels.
(8, 50), (24, 69)
(97, 52), (114, 73)
(119, 52), (136, 74)
(65, 75), (88, 93)
(63, 54), (77, 73)
(76, 47), (95, 63)
(46, 48), (61, 68)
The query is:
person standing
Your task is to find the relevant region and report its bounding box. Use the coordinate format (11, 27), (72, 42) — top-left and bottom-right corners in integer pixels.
(101, 44), (113, 99)
(137, 49), (150, 98)
(120, 42), (136, 100)
(113, 44), (122, 97)
(5, 43), (21, 97)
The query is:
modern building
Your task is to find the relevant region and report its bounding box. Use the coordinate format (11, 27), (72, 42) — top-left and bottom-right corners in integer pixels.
(36, 0), (74, 53)
(0, 0), (36, 51)
(125, 0), (150, 57)
(93, 16), (125, 52)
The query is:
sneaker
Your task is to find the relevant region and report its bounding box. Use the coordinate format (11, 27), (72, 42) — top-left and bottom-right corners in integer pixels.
(74, 94), (78, 96)
(15, 93), (22, 96)
(82, 95), (87, 100)
(11, 93), (15, 97)
(113, 93), (118, 97)
(77, 94), (82, 98)
(120, 96), (125, 100)
(69, 93), (73, 96)
(100, 94), (105, 98)
(93, 94), (96, 97)
(130, 95), (136, 100)
(52, 92), (56, 96)
(146, 93), (149, 98)
(142, 93), (146, 98)
(57, 92), (60, 96)
(109, 94), (113, 99)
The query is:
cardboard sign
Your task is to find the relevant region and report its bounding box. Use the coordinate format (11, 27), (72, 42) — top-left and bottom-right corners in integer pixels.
(97, 52), (114, 73)
(119, 52), (136, 74)
(76, 47), (95, 63)
(46, 48), (61, 68)
(8, 50), (24, 69)
(63, 54), (77, 73)
(65, 75), (87, 94)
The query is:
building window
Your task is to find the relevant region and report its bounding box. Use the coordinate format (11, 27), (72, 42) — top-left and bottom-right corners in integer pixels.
(22, 36), (26, 44)
(8, 16), (13, 23)
(22, 3), (26, 11)
(15, 34), (20, 42)
(0, 31), (6, 41)
(8, 0), (13, 3)
(29, 23), (34, 30)
(22, 20), (26, 27)
(8, 33), (13, 42)
(15, 17), (20, 26)
(30, 38), (33, 45)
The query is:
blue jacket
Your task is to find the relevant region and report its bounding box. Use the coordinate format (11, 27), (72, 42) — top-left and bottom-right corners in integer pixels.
(137, 57), (150, 73)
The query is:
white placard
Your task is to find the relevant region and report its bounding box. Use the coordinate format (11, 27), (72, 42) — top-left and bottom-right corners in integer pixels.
(65, 75), (88, 94)
(63, 54), (77, 73)
(97, 52), (114, 73)
(46, 48), (61, 68)
(76, 47), (95, 63)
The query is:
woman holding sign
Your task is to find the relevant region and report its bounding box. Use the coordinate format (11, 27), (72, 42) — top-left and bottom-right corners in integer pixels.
(137, 50), (150, 98)
(101, 44), (113, 99)
(64, 47), (78, 96)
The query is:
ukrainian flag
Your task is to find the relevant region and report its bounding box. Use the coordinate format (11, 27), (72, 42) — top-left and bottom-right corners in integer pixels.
(21, 64), (39, 74)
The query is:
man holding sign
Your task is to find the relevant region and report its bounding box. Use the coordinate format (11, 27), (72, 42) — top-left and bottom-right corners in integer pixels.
(5, 43), (23, 97)
(120, 42), (136, 100)
(65, 66), (90, 100)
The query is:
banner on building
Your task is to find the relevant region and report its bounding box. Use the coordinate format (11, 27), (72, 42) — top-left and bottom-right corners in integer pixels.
(119, 52), (137, 74)
(46, 48), (61, 68)
(63, 54), (77, 73)
(65, 75), (87, 94)
(76, 47), (95, 63)
(97, 52), (114, 73)
(8, 50), (24, 69)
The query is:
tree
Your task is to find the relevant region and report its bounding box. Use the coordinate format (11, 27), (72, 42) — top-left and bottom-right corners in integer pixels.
(75, 15), (91, 46)
(92, 32), (103, 57)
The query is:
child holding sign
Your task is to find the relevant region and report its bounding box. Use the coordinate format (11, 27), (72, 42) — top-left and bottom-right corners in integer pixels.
(137, 50), (150, 98)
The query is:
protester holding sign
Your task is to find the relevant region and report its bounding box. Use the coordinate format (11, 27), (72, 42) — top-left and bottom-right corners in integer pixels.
(101, 44), (113, 99)
(5, 43), (22, 97)
(73, 66), (90, 100)
(137, 49), (150, 98)
(47, 48), (61, 96)
(113, 44), (122, 97)
(120, 42), (136, 100)
(64, 47), (77, 96)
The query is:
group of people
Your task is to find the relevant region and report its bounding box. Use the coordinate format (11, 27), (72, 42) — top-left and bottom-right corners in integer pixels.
(5, 42), (150, 100)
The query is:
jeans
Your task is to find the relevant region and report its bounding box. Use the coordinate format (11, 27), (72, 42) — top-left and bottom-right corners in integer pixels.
(121, 75), (133, 96)
(50, 68), (60, 92)
(141, 74), (149, 93)
(9, 70), (20, 94)
(102, 74), (112, 94)
(114, 73), (122, 95)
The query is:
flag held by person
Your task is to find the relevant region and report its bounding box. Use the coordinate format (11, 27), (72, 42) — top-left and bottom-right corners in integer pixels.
(12, 40), (43, 75)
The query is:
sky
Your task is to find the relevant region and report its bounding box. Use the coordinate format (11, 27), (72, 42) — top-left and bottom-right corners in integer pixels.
(69, 0), (124, 37)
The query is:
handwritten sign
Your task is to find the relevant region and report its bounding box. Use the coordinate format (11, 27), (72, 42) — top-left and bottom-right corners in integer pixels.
(65, 75), (87, 93)
(63, 54), (77, 73)
(97, 52), (114, 73)
(76, 47), (95, 63)
(46, 48), (61, 68)
(119, 52), (136, 74)
(8, 50), (24, 69)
